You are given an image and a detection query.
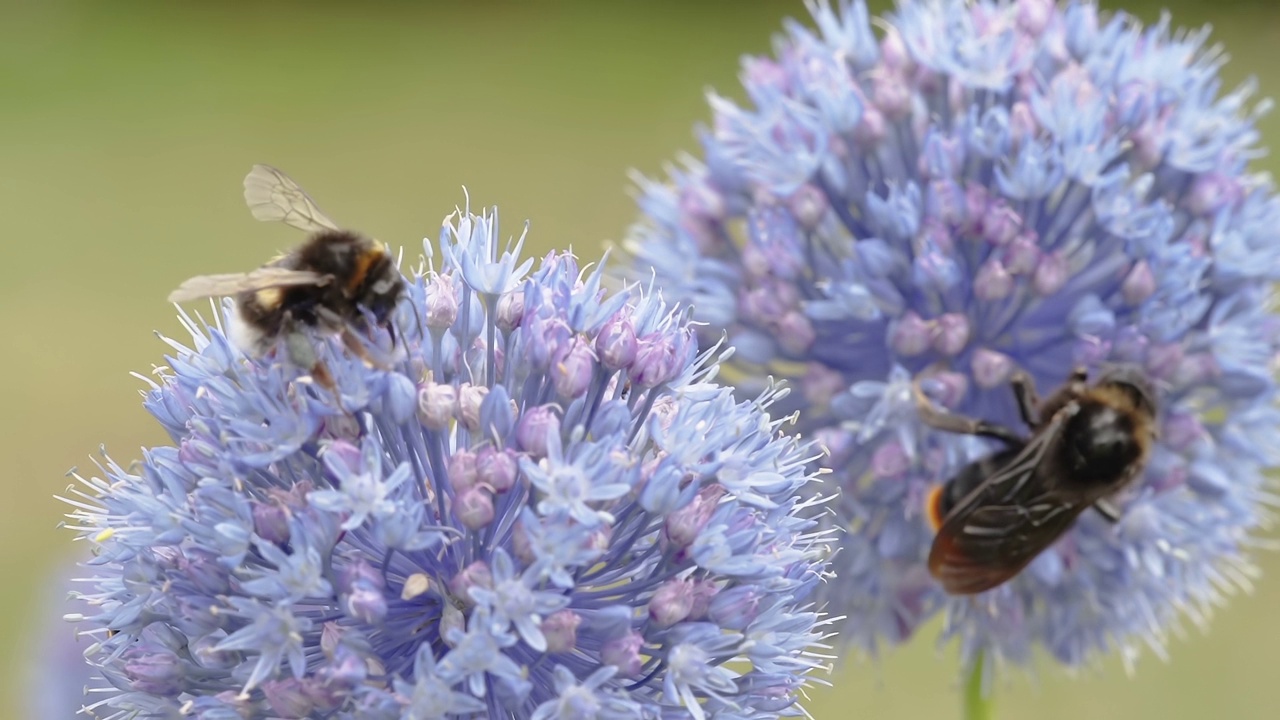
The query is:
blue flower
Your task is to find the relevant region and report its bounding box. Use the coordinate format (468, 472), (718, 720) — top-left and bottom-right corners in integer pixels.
(622, 0), (1280, 670)
(63, 202), (831, 718)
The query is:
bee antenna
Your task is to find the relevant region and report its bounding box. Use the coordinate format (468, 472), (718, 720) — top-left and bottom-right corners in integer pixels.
(407, 293), (424, 345)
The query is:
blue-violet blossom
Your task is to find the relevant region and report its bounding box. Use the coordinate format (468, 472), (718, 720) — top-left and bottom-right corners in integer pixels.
(622, 0), (1280, 671)
(63, 203), (832, 718)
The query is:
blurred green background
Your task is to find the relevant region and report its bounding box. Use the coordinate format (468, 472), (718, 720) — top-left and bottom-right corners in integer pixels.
(2, 1), (1278, 718)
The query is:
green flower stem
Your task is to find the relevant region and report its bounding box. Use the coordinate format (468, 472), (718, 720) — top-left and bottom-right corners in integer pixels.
(963, 652), (994, 720)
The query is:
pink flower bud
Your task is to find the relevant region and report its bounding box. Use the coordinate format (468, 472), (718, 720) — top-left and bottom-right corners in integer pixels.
(542, 609), (581, 653)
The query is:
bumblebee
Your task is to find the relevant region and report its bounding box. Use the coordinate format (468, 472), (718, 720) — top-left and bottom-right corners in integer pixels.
(168, 165), (405, 386)
(915, 365), (1158, 595)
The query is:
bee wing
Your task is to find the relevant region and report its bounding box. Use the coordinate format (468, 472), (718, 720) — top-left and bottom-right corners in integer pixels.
(168, 267), (331, 303)
(928, 409), (1087, 595)
(243, 164), (341, 233)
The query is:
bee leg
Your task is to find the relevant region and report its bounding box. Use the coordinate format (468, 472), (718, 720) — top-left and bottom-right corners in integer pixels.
(282, 315), (336, 390)
(1010, 371), (1041, 428)
(1092, 499), (1122, 523)
(341, 326), (391, 370)
(912, 381), (1026, 446)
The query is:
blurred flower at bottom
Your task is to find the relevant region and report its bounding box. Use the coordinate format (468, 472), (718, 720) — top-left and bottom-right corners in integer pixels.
(26, 556), (97, 719)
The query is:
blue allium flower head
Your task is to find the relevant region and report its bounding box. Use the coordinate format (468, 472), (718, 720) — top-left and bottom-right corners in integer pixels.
(61, 200), (833, 719)
(622, 0), (1280, 671)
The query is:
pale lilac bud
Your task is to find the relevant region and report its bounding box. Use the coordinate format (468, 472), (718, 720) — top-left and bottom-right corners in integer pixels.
(1064, 1), (1099, 58)
(553, 338), (596, 399)
(873, 71), (911, 119)
(1122, 261), (1156, 304)
(179, 550), (230, 595)
(649, 578), (695, 628)
(601, 631), (645, 678)
(263, 679), (316, 718)
(496, 290), (525, 332)
(871, 440), (909, 478)
(920, 369), (969, 409)
(338, 559), (385, 594)
(687, 579), (720, 621)
(1164, 412), (1206, 449)
(511, 519), (535, 564)
(663, 484), (727, 554)
(1032, 252), (1069, 295)
(596, 312), (638, 370)
(455, 383), (488, 432)
(252, 501), (290, 545)
(1147, 343), (1184, 380)
(517, 405), (559, 459)
(452, 486), (494, 530)
(889, 311), (932, 356)
(1016, 0), (1053, 35)
(964, 183), (990, 233)
(542, 609), (581, 653)
(802, 362), (846, 406)
(778, 311), (816, 355)
(982, 202), (1023, 245)
(631, 332), (680, 388)
(416, 381), (457, 430)
(1132, 122), (1164, 169)
(1188, 171), (1242, 216)
(974, 259), (1014, 301)
(322, 439), (362, 475)
(449, 561), (492, 608)
(1173, 352), (1219, 387)
(787, 183), (828, 230)
(931, 313), (971, 356)
(475, 446), (517, 493)
(424, 273), (458, 330)
(880, 25), (911, 72)
(447, 450), (478, 494)
(123, 646), (183, 696)
(854, 105), (887, 146)
(1003, 234), (1041, 274)
(971, 348), (1015, 389)
(708, 586), (763, 630)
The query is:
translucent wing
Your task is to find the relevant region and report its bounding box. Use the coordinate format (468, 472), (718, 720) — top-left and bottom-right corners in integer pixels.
(168, 267), (331, 303)
(928, 408), (1086, 595)
(243, 164), (341, 233)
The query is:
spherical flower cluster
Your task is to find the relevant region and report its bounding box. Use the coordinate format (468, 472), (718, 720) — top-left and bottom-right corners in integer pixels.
(63, 204), (831, 718)
(622, 0), (1280, 670)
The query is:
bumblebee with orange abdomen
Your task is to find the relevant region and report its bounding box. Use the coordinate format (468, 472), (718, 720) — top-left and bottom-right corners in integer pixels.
(915, 365), (1158, 595)
(168, 165), (406, 385)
